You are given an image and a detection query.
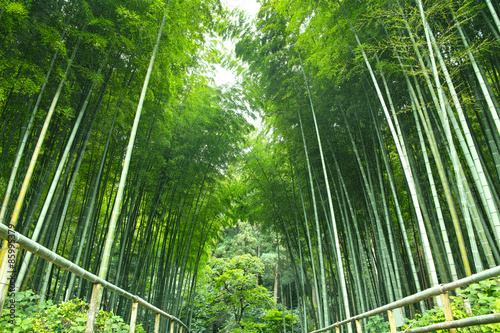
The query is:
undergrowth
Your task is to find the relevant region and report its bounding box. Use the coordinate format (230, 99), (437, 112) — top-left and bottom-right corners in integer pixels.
(0, 290), (145, 333)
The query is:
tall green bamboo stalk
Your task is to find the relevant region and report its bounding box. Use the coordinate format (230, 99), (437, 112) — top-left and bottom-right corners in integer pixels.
(299, 51), (351, 331)
(297, 110), (325, 328)
(0, 38), (81, 313)
(85, 4), (170, 331)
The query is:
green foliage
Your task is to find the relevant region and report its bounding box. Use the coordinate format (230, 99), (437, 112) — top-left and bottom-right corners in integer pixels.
(212, 254), (274, 316)
(214, 222), (263, 258)
(453, 279), (500, 315)
(194, 254), (275, 332)
(366, 315), (390, 333)
(262, 308), (299, 333)
(232, 320), (266, 332)
(0, 290), (144, 333)
(0, 290), (44, 332)
(406, 307), (446, 332)
(448, 278), (500, 332)
(402, 278), (500, 332)
(4, 0), (500, 331)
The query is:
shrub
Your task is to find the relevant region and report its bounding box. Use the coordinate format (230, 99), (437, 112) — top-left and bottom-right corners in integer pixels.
(366, 314), (390, 333)
(262, 308), (300, 333)
(0, 290), (145, 333)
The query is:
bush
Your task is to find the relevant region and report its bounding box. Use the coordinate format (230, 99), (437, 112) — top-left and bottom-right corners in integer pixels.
(366, 315), (390, 333)
(262, 308), (300, 333)
(0, 290), (145, 333)
(0, 290), (43, 332)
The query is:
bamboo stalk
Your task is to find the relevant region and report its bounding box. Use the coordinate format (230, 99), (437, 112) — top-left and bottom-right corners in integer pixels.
(485, 0), (500, 36)
(0, 37), (81, 314)
(297, 110), (324, 327)
(86, 3), (170, 332)
(339, 0), (441, 299)
(15, 64), (99, 290)
(0, 47), (59, 227)
(299, 51), (350, 330)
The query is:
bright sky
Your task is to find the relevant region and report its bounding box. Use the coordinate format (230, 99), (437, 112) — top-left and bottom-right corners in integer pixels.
(213, 0), (260, 86)
(212, 0), (262, 129)
(222, 0), (260, 16)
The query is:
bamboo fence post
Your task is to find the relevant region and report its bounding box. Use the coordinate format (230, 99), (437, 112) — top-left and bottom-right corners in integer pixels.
(154, 314), (161, 333)
(170, 321), (175, 333)
(440, 292), (457, 333)
(335, 327), (340, 333)
(86, 284), (102, 333)
(388, 309), (397, 332)
(355, 320), (362, 333)
(129, 301), (139, 333)
(179, 326), (184, 333)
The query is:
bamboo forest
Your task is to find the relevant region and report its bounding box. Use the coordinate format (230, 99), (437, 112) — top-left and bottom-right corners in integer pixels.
(1, 0), (500, 332)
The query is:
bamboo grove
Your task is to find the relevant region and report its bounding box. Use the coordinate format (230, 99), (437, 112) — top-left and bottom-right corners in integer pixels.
(1, 0), (500, 332)
(232, 0), (500, 330)
(0, 0), (253, 331)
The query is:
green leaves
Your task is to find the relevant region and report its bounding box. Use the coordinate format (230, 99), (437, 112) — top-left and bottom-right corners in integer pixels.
(196, 254), (274, 330)
(0, 1), (28, 32)
(366, 315), (390, 333)
(0, 293), (145, 333)
(452, 278), (500, 321)
(262, 308), (299, 333)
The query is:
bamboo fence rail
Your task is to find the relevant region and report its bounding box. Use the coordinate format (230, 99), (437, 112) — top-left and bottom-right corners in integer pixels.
(311, 265), (500, 333)
(0, 224), (188, 333)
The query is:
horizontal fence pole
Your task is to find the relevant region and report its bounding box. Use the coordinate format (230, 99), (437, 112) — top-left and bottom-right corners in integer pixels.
(310, 265), (500, 333)
(0, 224), (189, 331)
(400, 313), (500, 333)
